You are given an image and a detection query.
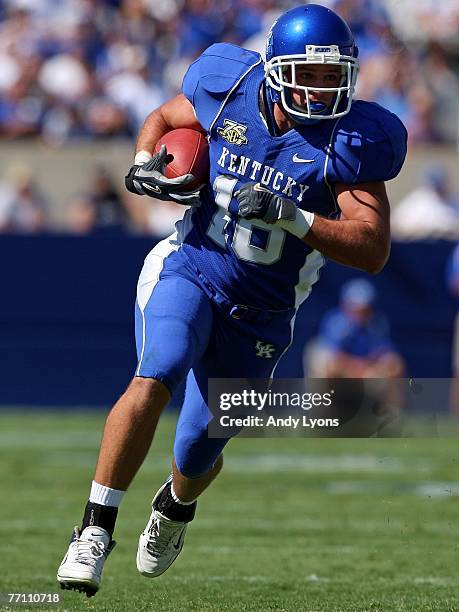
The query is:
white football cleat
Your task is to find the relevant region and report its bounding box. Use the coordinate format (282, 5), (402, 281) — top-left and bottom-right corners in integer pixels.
(136, 479), (190, 577)
(57, 526), (116, 597)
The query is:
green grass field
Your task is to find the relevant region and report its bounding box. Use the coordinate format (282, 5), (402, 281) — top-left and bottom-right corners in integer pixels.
(0, 410), (458, 612)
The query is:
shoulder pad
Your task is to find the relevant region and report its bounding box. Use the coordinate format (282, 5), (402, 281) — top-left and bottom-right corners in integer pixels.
(182, 43), (261, 131)
(326, 101), (408, 185)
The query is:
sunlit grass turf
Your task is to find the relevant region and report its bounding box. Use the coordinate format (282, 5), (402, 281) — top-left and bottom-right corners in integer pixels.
(0, 410), (458, 612)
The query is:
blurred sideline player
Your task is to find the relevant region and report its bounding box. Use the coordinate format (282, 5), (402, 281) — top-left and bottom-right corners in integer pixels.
(57, 3), (407, 596)
(307, 278), (404, 379)
(306, 278), (405, 423)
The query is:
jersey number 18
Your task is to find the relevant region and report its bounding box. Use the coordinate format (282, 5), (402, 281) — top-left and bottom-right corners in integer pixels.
(206, 175), (286, 265)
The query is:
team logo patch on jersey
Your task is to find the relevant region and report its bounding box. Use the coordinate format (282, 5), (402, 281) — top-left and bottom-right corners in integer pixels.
(255, 341), (276, 359)
(217, 119), (248, 146)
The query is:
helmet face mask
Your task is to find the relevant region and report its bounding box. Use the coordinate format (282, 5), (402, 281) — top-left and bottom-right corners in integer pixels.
(265, 5), (359, 123)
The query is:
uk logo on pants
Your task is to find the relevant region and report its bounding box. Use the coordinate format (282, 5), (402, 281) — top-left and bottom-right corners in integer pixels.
(255, 341), (276, 358)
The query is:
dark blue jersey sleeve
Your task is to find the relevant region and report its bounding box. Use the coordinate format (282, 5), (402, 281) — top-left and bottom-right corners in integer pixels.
(326, 101), (408, 185)
(182, 43), (261, 132)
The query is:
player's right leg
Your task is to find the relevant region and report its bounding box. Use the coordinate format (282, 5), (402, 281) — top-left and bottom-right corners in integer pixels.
(57, 247), (213, 596)
(57, 376), (170, 596)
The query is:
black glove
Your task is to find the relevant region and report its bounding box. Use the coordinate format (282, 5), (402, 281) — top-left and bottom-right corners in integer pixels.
(125, 145), (201, 206)
(235, 182), (297, 224)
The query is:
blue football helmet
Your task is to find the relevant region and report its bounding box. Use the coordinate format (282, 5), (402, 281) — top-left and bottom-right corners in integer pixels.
(265, 4), (359, 123)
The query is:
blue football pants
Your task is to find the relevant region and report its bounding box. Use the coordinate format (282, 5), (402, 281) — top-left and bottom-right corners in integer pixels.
(134, 247), (294, 478)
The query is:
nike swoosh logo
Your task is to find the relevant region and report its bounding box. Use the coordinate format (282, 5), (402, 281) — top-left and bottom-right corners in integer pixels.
(173, 530), (185, 551)
(143, 183), (162, 193)
(292, 154), (315, 163)
(253, 183), (271, 193)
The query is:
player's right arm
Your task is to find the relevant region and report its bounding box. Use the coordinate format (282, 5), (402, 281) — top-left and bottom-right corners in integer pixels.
(125, 95), (205, 204)
(126, 43), (261, 204)
(135, 94), (205, 157)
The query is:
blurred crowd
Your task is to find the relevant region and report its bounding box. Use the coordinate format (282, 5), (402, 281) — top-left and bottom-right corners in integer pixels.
(0, 0), (458, 236)
(0, 0), (280, 145)
(0, 160), (189, 235)
(0, 0), (457, 146)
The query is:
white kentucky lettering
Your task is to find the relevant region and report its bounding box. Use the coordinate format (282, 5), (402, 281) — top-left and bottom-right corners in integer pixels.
(250, 160), (262, 180)
(282, 176), (297, 197)
(260, 165), (275, 186)
(272, 171), (284, 191)
(215, 145), (312, 204)
(237, 156), (251, 176)
(297, 183), (310, 202)
(217, 146), (231, 168)
(228, 153), (239, 173)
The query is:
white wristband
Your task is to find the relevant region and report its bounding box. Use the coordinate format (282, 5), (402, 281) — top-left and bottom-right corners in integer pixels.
(277, 208), (315, 239)
(134, 150), (153, 165)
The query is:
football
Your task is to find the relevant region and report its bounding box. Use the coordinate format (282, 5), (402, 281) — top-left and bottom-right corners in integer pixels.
(154, 128), (209, 192)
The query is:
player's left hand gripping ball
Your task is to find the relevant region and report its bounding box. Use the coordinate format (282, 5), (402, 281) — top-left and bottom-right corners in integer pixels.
(235, 182), (314, 239)
(125, 145), (201, 206)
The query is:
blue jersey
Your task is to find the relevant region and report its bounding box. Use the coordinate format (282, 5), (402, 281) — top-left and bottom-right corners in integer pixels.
(180, 43), (407, 310)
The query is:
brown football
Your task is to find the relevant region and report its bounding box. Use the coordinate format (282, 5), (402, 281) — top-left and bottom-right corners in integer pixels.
(154, 128), (209, 192)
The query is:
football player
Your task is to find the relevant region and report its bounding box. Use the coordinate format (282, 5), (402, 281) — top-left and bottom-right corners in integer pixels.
(57, 3), (407, 596)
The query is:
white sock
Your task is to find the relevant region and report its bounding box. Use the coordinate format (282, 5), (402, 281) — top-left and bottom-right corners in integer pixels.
(171, 482), (196, 506)
(89, 480), (125, 507)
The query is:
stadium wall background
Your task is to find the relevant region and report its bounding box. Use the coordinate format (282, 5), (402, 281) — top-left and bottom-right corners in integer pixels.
(1, 236), (455, 407)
